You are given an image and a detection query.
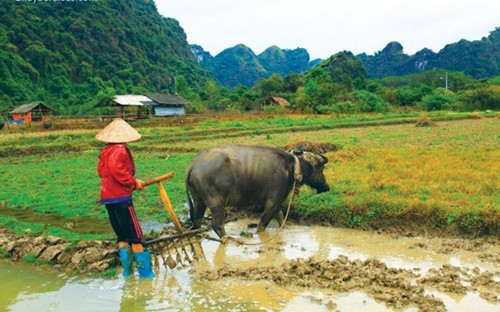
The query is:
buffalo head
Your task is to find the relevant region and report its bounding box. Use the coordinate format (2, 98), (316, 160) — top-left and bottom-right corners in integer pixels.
(291, 148), (330, 193)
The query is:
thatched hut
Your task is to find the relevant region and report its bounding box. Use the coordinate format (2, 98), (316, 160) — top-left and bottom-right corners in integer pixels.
(262, 96), (291, 108)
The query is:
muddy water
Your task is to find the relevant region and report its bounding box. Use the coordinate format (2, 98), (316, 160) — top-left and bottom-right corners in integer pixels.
(1, 220), (498, 311)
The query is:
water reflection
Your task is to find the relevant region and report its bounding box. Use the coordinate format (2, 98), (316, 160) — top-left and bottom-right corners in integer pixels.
(0, 263), (67, 309)
(120, 279), (155, 312)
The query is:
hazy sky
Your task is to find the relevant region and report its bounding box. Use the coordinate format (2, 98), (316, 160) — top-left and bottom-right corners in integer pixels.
(155, 0), (499, 60)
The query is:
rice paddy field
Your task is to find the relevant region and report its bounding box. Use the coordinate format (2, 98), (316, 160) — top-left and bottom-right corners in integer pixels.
(0, 112), (498, 242)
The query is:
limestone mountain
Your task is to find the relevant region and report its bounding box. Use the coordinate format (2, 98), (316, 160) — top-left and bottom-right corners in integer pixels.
(257, 46), (310, 78)
(198, 44), (267, 89)
(192, 44), (311, 88)
(318, 51), (369, 87)
(358, 27), (499, 79)
(193, 27), (498, 89)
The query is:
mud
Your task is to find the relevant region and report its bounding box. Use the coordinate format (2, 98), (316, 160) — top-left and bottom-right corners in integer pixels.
(1, 223), (499, 311)
(282, 141), (340, 153)
(196, 245), (498, 311)
(190, 219), (499, 311)
(415, 119), (438, 127)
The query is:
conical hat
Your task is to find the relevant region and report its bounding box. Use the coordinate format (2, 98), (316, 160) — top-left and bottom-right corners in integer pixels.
(95, 118), (141, 143)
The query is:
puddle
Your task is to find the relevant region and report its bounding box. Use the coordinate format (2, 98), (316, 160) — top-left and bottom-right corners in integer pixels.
(202, 220), (498, 273)
(1, 220), (498, 311)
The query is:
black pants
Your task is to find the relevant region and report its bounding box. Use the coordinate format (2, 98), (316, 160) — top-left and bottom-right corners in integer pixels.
(105, 200), (144, 244)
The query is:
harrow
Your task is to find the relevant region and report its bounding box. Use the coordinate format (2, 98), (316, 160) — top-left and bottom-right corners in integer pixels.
(141, 173), (207, 270)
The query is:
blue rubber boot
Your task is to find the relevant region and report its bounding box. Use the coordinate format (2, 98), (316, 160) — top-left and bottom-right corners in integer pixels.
(119, 246), (134, 277)
(135, 251), (155, 278)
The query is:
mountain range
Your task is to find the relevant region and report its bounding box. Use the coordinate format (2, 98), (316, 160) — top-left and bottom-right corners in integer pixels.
(359, 28), (499, 79)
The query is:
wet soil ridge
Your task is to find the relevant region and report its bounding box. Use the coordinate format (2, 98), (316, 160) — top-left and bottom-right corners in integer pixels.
(197, 256), (499, 311)
(282, 141), (340, 153)
(408, 236), (500, 263)
(0, 229), (117, 273)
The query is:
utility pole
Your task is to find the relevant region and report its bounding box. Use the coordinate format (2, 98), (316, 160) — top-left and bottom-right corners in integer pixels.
(440, 72), (448, 90)
(174, 76), (178, 95)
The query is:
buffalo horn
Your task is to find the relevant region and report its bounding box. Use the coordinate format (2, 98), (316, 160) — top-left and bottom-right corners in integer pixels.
(319, 153), (329, 164)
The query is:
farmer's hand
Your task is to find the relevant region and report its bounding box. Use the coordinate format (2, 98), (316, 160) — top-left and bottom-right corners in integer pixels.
(134, 179), (146, 191)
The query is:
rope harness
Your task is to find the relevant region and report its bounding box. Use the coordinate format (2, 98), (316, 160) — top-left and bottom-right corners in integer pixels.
(226, 155), (301, 246)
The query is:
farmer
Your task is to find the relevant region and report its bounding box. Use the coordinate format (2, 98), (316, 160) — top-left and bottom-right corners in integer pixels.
(95, 118), (155, 278)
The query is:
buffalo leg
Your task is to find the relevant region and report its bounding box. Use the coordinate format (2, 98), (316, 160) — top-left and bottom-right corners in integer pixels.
(274, 210), (284, 226)
(191, 200), (207, 229)
(257, 200), (279, 232)
(210, 206), (227, 239)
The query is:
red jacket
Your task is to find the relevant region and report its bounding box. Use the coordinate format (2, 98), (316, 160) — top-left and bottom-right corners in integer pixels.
(98, 144), (137, 204)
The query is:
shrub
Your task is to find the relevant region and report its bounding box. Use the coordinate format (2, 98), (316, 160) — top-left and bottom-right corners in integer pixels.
(316, 101), (358, 115)
(456, 84), (500, 111)
(24, 253), (37, 264)
(185, 101), (207, 114)
(418, 88), (457, 111)
(353, 90), (390, 113)
(315, 104), (336, 114)
(393, 85), (432, 106)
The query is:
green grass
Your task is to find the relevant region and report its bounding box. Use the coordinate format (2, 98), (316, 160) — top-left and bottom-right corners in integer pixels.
(0, 151), (194, 220)
(0, 112), (498, 239)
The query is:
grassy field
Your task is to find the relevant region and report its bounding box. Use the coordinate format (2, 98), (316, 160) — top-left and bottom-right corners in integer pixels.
(0, 112), (498, 241)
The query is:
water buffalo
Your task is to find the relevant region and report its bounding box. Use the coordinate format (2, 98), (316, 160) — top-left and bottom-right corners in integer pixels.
(185, 144), (330, 239)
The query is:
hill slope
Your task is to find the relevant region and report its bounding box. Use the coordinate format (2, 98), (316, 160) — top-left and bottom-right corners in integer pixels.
(0, 0), (211, 114)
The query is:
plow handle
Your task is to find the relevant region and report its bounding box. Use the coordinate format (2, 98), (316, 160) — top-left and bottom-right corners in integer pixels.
(143, 172), (175, 187)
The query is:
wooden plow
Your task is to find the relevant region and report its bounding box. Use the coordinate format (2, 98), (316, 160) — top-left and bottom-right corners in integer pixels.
(142, 173), (207, 270)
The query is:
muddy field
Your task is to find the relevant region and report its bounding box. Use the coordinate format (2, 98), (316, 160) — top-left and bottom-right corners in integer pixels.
(1, 218), (499, 311)
(193, 221), (499, 311)
(197, 238), (499, 311)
